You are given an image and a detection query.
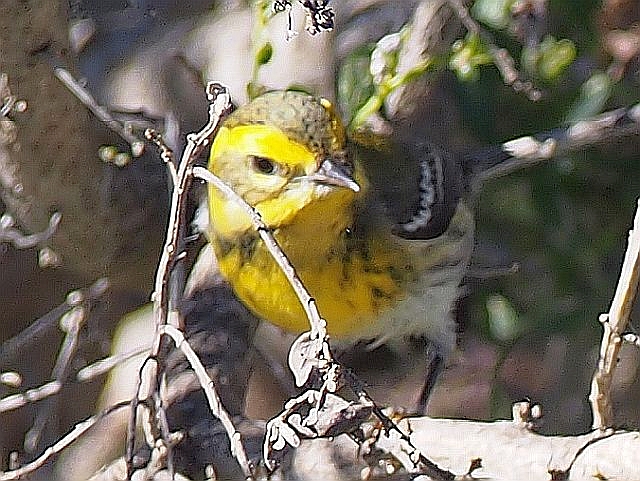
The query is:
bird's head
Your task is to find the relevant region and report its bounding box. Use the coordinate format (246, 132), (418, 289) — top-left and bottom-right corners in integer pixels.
(208, 90), (361, 236)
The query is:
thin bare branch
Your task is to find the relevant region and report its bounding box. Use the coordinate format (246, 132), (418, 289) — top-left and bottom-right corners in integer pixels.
(125, 83), (234, 479)
(590, 199), (640, 429)
(145, 129), (178, 187)
(0, 402), (130, 481)
(0, 211), (61, 249)
(447, 0), (542, 100)
(0, 278), (109, 371)
(0, 381), (60, 414)
(76, 345), (151, 382)
(159, 324), (253, 479)
(193, 167), (328, 347)
(24, 302), (87, 452)
(149, 82), (232, 336)
(53, 67), (146, 157)
(471, 103), (640, 186)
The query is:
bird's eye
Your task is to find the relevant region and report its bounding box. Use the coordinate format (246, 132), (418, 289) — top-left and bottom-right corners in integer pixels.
(250, 156), (277, 175)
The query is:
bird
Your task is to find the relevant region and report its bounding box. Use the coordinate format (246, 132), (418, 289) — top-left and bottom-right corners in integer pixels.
(205, 89), (475, 409)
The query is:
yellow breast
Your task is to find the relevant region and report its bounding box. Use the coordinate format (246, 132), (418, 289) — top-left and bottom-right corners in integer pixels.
(211, 193), (414, 339)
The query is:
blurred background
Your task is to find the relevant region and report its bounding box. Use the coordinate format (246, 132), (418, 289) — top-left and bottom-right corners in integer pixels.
(1, 0), (639, 479)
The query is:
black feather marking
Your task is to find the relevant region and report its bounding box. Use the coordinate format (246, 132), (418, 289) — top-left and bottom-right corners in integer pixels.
(393, 143), (462, 240)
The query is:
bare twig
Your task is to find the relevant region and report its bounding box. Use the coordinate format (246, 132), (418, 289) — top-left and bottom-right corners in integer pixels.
(0, 381), (60, 414)
(53, 67), (147, 157)
(0, 211), (61, 249)
(448, 0), (542, 100)
(152, 388), (175, 475)
(263, 387), (373, 471)
(125, 83), (237, 479)
(159, 324), (253, 478)
(145, 129), (178, 188)
(193, 167), (329, 348)
(0, 278), (108, 459)
(195, 166), (333, 392)
(589, 199), (640, 429)
(148, 82), (232, 336)
(24, 301), (88, 452)
(470, 103), (640, 186)
(342, 370), (455, 480)
(76, 345), (151, 382)
(0, 402), (131, 481)
(0, 278), (109, 368)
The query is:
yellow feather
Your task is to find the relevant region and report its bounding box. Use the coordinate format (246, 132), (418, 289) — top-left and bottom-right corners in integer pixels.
(207, 118), (411, 338)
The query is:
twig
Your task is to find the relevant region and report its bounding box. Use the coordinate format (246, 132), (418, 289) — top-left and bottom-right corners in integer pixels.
(0, 278), (109, 369)
(125, 83), (234, 479)
(76, 345), (151, 382)
(263, 387), (371, 471)
(145, 129), (178, 188)
(2, 275), (114, 469)
(148, 82), (232, 335)
(159, 324), (253, 478)
(470, 103), (640, 186)
(53, 67), (147, 157)
(137, 430), (185, 481)
(447, 0), (542, 100)
(195, 165), (332, 391)
(343, 370), (455, 480)
(152, 388), (175, 475)
(0, 401), (131, 481)
(0, 212), (61, 249)
(24, 302), (88, 452)
(589, 199), (640, 429)
(0, 381), (60, 414)
(193, 167), (328, 347)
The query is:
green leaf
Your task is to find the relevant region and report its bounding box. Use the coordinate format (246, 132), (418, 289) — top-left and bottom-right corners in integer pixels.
(534, 36), (577, 81)
(246, 81), (267, 101)
(566, 71), (613, 121)
(256, 42), (273, 66)
(486, 294), (521, 343)
(337, 47), (375, 127)
(449, 33), (492, 81)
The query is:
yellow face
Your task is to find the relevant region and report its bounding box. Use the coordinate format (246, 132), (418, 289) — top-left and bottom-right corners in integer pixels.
(208, 122), (359, 238)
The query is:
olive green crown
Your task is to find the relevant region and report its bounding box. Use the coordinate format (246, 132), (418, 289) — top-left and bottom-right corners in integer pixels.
(224, 90), (347, 158)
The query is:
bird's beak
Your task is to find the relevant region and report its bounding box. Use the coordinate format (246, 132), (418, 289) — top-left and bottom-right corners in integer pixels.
(308, 159), (360, 192)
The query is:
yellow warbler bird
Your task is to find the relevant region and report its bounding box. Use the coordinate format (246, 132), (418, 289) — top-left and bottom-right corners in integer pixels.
(206, 90), (474, 402)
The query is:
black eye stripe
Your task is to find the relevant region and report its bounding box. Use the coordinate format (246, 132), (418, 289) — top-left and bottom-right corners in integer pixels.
(249, 155), (277, 175)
